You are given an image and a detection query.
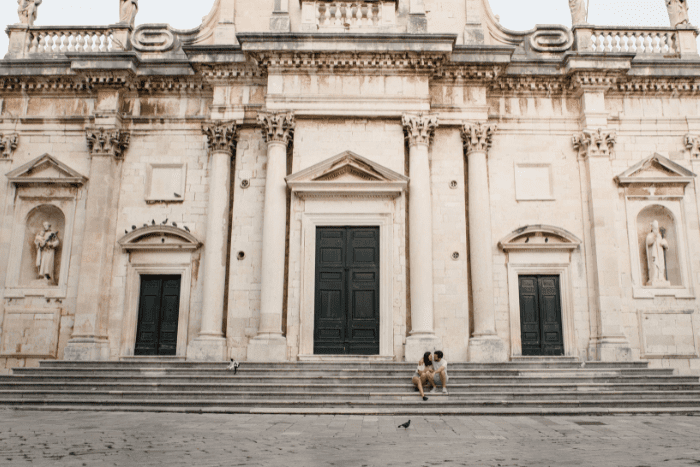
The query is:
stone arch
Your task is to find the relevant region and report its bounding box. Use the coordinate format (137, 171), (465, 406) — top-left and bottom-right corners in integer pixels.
(499, 224), (581, 251)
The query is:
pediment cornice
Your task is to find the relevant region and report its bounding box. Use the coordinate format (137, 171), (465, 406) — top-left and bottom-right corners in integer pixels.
(119, 224), (202, 251)
(6, 153), (87, 186)
(615, 153), (696, 186)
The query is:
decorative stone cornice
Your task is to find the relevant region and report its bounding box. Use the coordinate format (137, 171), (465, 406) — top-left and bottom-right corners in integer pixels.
(686, 134), (700, 158)
(0, 134), (19, 159)
(195, 64), (266, 82)
(201, 121), (239, 155)
(461, 122), (497, 155)
(572, 128), (617, 159)
(250, 52), (446, 74)
(0, 75), (207, 94)
(402, 113), (438, 148)
(258, 112), (295, 146)
(85, 127), (130, 159)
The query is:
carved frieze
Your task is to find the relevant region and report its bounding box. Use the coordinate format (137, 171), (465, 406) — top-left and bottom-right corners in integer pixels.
(685, 134), (700, 157)
(251, 52), (446, 73)
(258, 112), (295, 146)
(0, 133), (19, 159)
(402, 113), (438, 148)
(201, 121), (239, 155)
(573, 128), (617, 159)
(461, 122), (497, 155)
(85, 127), (131, 159)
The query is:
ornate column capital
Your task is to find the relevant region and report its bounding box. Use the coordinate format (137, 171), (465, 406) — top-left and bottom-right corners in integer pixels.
(258, 111), (295, 146)
(86, 127), (130, 159)
(402, 113), (438, 148)
(573, 128), (616, 159)
(461, 122), (497, 155)
(0, 133), (19, 159)
(202, 121), (239, 155)
(686, 134), (700, 158)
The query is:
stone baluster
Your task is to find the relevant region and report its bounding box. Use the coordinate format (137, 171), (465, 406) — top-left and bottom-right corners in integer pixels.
(461, 122), (507, 362)
(186, 122), (238, 361)
(64, 116), (130, 361)
(247, 111), (295, 362)
(402, 113), (440, 361)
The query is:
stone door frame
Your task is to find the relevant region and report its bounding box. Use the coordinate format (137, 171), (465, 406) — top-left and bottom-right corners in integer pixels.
(298, 212), (394, 358)
(120, 256), (192, 358)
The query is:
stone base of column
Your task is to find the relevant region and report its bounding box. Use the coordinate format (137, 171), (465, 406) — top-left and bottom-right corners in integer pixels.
(187, 336), (228, 362)
(247, 335), (287, 362)
(63, 337), (111, 361)
(468, 335), (508, 363)
(589, 336), (633, 362)
(405, 334), (441, 362)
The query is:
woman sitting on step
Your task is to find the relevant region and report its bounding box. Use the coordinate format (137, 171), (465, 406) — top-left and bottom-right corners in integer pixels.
(412, 352), (436, 401)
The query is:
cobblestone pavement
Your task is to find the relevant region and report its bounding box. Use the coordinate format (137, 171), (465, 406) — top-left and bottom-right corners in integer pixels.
(1, 410), (700, 466)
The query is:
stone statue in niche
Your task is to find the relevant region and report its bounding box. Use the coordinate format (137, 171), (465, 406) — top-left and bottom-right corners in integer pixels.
(569, 0), (588, 25)
(119, 0), (138, 27)
(666, 0), (690, 28)
(17, 0), (42, 26)
(34, 222), (59, 282)
(646, 220), (670, 287)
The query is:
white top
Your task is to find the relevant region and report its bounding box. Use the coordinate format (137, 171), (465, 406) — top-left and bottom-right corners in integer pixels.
(432, 358), (448, 381)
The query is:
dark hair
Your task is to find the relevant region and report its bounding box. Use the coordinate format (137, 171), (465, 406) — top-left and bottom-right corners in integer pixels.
(434, 350), (444, 360)
(422, 352), (432, 366)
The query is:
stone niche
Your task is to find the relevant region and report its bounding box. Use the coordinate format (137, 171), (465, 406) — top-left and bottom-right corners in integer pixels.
(616, 153), (695, 299)
(3, 154), (86, 298)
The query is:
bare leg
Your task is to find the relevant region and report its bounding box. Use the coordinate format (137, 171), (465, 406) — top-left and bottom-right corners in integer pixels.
(412, 375), (425, 398)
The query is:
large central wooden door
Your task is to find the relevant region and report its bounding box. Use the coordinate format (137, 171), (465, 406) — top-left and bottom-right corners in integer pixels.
(518, 275), (564, 356)
(135, 275), (181, 356)
(314, 227), (380, 355)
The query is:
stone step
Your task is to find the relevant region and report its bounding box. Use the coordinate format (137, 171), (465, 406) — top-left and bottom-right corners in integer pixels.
(2, 389), (699, 401)
(1, 397), (700, 409)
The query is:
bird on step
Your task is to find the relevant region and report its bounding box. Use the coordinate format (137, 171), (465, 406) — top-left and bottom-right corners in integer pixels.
(398, 420), (410, 429)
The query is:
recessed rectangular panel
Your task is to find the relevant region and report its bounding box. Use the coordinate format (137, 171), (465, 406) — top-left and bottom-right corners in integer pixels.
(353, 272), (375, 281)
(322, 248), (342, 263)
(321, 290), (342, 319)
(353, 248), (375, 263)
(320, 272), (342, 281)
(352, 290), (375, 319)
(352, 329), (376, 339)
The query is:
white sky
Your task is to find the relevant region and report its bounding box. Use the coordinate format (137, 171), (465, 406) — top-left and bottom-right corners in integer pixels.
(1, 0), (699, 55)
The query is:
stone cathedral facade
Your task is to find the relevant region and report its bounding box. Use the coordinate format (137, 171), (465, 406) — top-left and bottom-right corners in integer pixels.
(2, 0), (700, 374)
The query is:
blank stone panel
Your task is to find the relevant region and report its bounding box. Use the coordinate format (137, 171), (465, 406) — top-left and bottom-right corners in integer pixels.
(146, 163), (186, 203)
(514, 163), (554, 201)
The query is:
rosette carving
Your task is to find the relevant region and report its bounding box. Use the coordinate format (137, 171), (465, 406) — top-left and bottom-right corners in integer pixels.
(86, 127), (130, 159)
(258, 112), (295, 146)
(402, 113), (438, 147)
(202, 121), (239, 155)
(461, 122), (497, 155)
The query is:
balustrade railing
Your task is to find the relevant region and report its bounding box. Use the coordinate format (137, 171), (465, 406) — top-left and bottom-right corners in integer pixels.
(572, 26), (697, 57)
(301, 1), (397, 32)
(6, 25), (130, 58)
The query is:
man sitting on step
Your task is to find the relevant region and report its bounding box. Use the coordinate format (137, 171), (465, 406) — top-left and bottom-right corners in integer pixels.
(430, 351), (448, 394)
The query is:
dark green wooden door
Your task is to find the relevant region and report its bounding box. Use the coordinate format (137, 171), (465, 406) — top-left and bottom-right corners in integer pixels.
(135, 275), (181, 356)
(314, 227), (380, 355)
(519, 275), (564, 356)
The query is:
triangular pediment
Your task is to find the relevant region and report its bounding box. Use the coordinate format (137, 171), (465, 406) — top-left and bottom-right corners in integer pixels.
(6, 154), (87, 186)
(616, 153), (695, 186)
(286, 151), (408, 199)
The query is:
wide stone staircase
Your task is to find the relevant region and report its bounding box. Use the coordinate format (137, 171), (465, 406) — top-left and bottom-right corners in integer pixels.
(1, 358), (700, 415)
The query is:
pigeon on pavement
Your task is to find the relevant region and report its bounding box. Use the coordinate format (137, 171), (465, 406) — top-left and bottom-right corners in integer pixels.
(398, 420), (411, 429)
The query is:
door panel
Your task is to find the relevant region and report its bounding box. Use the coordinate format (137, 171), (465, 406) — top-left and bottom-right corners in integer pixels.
(135, 275), (181, 356)
(519, 275), (564, 356)
(314, 227), (379, 355)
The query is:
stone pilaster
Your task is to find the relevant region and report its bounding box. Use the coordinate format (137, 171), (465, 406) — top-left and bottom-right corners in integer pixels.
(573, 128), (632, 362)
(64, 123), (130, 361)
(462, 122), (507, 363)
(403, 113), (441, 361)
(187, 121), (239, 361)
(247, 111), (294, 362)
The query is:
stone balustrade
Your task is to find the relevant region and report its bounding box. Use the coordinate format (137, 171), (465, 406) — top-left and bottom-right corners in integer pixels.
(574, 26), (698, 58)
(301, 1), (397, 32)
(5, 25), (131, 58)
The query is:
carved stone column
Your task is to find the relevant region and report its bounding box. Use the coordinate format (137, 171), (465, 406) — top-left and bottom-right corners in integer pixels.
(461, 122), (507, 363)
(64, 123), (130, 361)
(403, 113), (441, 361)
(247, 112), (294, 362)
(573, 128), (632, 361)
(187, 122), (238, 361)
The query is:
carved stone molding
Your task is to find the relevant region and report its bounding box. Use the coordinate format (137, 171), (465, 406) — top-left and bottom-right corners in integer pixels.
(201, 121), (239, 155)
(0, 134), (19, 159)
(686, 134), (700, 158)
(572, 128), (617, 159)
(461, 122), (498, 155)
(250, 52), (446, 73)
(195, 64), (266, 82)
(258, 112), (295, 146)
(0, 75), (207, 94)
(402, 113), (438, 148)
(85, 127), (130, 159)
